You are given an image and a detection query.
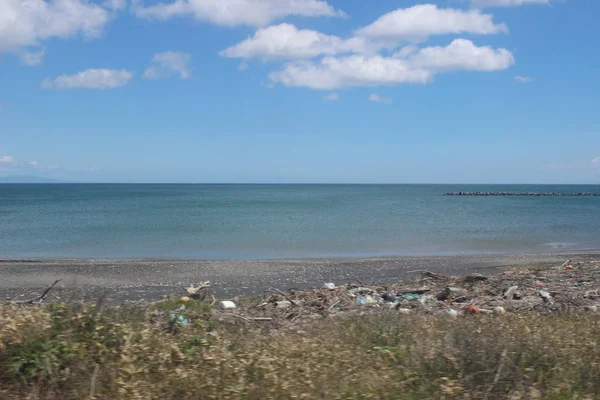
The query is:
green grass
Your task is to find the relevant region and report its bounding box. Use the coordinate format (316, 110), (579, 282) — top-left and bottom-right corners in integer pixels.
(1, 301), (599, 399)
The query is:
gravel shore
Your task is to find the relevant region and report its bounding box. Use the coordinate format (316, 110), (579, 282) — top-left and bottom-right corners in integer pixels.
(2, 251), (600, 303)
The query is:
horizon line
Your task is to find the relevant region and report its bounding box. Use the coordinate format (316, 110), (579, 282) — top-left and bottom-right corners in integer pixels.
(1, 182), (600, 185)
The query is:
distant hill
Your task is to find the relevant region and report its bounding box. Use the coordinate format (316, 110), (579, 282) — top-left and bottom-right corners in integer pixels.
(0, 175), (72, 183)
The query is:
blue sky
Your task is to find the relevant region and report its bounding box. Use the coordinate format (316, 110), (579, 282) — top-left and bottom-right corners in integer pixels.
(0, 0), (599, 183)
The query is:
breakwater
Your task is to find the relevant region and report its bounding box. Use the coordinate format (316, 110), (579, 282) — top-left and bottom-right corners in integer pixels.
(444, 192), (600, 197)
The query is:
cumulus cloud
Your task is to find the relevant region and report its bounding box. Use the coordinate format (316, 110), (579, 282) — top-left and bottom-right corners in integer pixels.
(269, 40), (513, 90)
(368, 93), (392, 104)
(132, 0), (343, 27)
(394, 45), (419, 59)
(0, 156), (14, 163)
(144, 51), (192, 79)
(0, 0), (111, 62)
(104, 0), (127, 10)
(405, 39), (514, 72)
(471, 0), (549, 8)
(20, 49), (46, 66)
(356, 4), (507, 42)
(42, 69), (133, 89)
(270, 55), (433, 90)
(221, 23), (376, 60)
(323, 92), (339, 101)
(591, 157), (600, 167)
(514, 75), (535, 83)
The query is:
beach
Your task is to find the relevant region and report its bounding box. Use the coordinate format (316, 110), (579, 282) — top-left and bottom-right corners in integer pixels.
(3, 251), (600, 303)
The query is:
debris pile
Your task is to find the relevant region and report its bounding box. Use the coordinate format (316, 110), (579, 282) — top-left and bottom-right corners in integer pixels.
(203, 259), (600, 327)
(9, 260), (599, 330)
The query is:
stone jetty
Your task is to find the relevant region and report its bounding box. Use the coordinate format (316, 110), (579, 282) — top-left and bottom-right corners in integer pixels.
(443, 192), (600, 197)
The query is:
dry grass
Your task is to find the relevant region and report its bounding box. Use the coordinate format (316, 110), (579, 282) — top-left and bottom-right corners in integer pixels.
(1, 301), (599, 400)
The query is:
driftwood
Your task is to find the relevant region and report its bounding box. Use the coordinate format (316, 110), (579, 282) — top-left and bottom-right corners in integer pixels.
(437, 287), (467, 301)
(561, 259), (572, 268)
(350, 274), (365, 286)
(185, 281), (212, 301)
(407, 270), (448, 280)
(11, 279), (61, 305)
(269, 288), (300, 306)
(463, 274), (489, 283)
(185, 281), (211, 294)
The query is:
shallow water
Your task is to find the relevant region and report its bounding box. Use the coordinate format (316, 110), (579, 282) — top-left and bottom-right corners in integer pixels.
(1, 184), (599, 259)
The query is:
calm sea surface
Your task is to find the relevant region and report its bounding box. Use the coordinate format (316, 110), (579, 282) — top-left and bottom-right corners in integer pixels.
(1, 184), (599, 259)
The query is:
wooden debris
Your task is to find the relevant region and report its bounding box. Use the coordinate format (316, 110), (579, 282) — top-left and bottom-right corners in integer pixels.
(463, 273), (489, 283)
(561, 259), (572, 268)
(269, 288), (301, 306)
(350, 274), (365, 286)
(11, 279), (61, 305)
(163, 258), (600, 328)
(407, 270), (449, 280)
(437, 287), (466, 301)
(186, 281), (211, 295)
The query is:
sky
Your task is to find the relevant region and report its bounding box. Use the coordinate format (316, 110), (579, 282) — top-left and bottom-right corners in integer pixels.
(0, 0), (599, 184)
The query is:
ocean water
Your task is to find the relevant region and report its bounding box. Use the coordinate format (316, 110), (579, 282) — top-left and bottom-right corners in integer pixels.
(0, 184), (599, 259)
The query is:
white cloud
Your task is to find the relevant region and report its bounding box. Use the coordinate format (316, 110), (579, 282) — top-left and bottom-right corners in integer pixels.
(270, 55), (433, 90)
(471, 0), (549, 8)
(28, 161), (59, 169)
(368, 93), (392, 104)
(394, 45), (419, 59)
(144, 51), (192, 79)
(132, 0), (343, 27)
(270, 40), (514, 90)
(221, 23), (375, 60)
(0, 156), (14, 163)
(0, 0), (110, 62)
(543, 157), (600, 171)
(104, 0), (127, 10)
(42, 69), (133, 89)
(238, 61), (249, 71)
(356, 4), (507, 42)
(323, 92), (339, 101)
(514, 75), (535, 83)
(405, 39), (514, 72)
(20, 48), (46, 66)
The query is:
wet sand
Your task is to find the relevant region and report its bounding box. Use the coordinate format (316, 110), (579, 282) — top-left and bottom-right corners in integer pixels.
(2, 251), (600, 303)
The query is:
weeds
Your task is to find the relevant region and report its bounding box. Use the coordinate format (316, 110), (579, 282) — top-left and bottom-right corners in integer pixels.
(1, 300), (599, 399)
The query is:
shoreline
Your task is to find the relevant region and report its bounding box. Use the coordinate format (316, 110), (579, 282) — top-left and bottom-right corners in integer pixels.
(2, 251), (600, 304)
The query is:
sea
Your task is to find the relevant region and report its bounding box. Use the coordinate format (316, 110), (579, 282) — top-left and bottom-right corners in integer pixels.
(1, 184), (599, 259)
